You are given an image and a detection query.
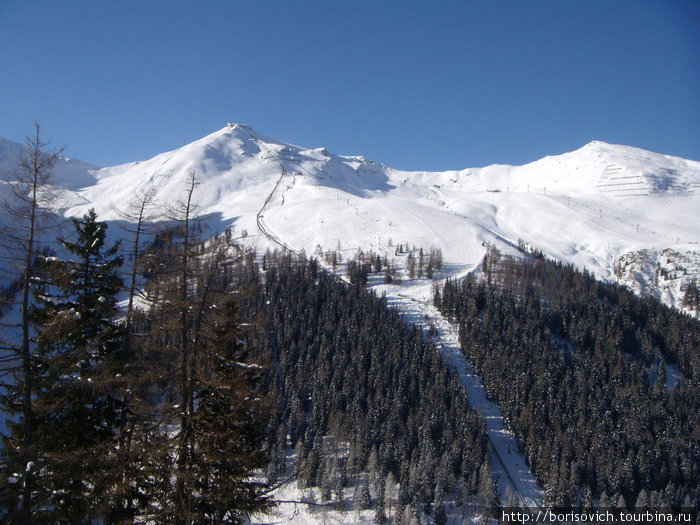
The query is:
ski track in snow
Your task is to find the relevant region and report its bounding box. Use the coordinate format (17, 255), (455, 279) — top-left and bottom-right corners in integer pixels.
(2, 124), (697, 518)
(385, 285), (544, 508)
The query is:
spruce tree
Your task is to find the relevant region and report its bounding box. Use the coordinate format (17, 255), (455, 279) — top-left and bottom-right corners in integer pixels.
(26, 208), (125, 521)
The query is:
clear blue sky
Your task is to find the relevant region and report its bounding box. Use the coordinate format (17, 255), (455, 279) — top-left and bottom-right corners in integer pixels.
(1, 1), (698, 171)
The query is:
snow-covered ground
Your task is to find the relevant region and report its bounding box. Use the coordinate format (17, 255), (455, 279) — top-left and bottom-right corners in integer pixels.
(377, 279), (545, 509)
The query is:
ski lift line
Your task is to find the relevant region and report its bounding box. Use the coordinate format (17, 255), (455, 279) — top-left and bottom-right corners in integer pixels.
(252, 135), (537, 509)
(251, 135), (348, 286)
(490, 436), (531, 509)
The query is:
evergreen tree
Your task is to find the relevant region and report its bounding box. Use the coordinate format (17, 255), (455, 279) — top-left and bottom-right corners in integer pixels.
(24, 208), (124, 521)
(262, 252), (491, 517)
(354, 475), (372, 510)
(375, 498), (387, 524)
(184, 295), (271, 522)
(136, 172), (271, 523)
(682, 278), (699, 312)
(434, 496), (447, 525)
(407, 253), (416, 279)
(438, 252), (699, 509)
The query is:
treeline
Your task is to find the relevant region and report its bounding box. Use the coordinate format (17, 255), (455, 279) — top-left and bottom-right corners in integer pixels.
(436, 248), (699, 510)
(0, 125), (492, 522)
(0, 169), (492, 523)
(318, 244), (444, 287)
(261, 251), (492, 522)
(3, 127), (489, 523)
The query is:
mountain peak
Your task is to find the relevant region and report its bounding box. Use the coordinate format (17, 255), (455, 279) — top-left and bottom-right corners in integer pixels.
(222, 122), (253, 138)
(226, 122), (249, 132)
(584, 139), (615, 147)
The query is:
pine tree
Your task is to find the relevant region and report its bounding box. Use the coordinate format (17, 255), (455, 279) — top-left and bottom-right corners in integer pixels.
(354, 475), (372, 510)
(26, 208), (125, 521)
(137, 171), (271, 523)
(417, 248), (424, 278)
(682, 279), (698, 312)
(407, 253), (416, 279)
(184, 294), (272, 522)
(375, 498), (387, 524)
(478, 460), (497, 512)
(434, 496), (447, 525)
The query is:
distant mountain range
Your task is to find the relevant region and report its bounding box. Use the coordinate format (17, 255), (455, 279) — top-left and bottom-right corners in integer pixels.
(1, 123), (698, 313)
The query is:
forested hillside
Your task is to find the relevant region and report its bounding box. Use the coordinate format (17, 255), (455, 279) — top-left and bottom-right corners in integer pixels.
(1, 128), (698, 522)
(0, 203), (274, 522)
(0, 201), (494, 522)
(437, 248), (699, 510)
(261, 251), (492, 522)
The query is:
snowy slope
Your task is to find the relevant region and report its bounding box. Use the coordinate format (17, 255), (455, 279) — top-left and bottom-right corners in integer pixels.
(1, 124), (698, 313)
(0, 136), (99, 190)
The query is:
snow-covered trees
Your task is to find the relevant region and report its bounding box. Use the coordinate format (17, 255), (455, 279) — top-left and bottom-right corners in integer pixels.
(262, 251), (491, 516)
(1, 171), (273, 521)
(32, 208), (124, 363)
(439, 253), (699, 509)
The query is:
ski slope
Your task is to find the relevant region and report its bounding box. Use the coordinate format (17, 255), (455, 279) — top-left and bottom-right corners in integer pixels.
(3, 123), (695, 311)
(377, 278), (545, 509)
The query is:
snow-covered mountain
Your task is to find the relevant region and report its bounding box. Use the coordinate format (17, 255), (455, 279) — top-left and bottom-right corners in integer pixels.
(1, 124), (697, 521)
(0, 136), (99, 190)
(1, 123), (698, 313)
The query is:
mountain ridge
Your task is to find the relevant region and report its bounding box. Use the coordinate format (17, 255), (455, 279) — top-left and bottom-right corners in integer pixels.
(0, 124), (698, 314)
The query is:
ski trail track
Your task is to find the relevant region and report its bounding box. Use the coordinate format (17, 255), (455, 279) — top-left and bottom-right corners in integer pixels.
(254, 143), (544, 508)
(388, 288), (544, 508)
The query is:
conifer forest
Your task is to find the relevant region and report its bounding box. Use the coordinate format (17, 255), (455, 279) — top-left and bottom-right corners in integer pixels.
(437, 249), (699, 510)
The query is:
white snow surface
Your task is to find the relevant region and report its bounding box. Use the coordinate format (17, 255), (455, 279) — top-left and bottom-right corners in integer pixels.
(0, 135), (99, 190)
(2, 124), (696, 307)
(37, 123), (694, 313)
(2, 124), (699, 517)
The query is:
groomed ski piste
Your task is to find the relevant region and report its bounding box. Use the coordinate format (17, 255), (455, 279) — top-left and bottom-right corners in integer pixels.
(2, 123), (699, 522)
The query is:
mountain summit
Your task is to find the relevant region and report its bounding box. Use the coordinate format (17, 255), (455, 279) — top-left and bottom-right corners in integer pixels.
(1, 125), (698, 312)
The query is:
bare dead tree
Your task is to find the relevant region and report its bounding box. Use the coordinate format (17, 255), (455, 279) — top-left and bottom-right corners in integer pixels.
(0, 123), (63, 521)
(132, 169), (270, 522)
(112, 184), (161, 331)
(171, 170), (199, 522)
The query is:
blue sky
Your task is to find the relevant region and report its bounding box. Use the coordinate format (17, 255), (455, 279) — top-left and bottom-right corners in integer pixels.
(1, 1), (698, 171)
